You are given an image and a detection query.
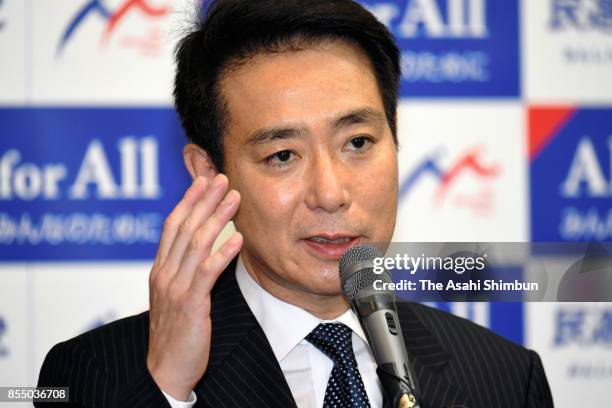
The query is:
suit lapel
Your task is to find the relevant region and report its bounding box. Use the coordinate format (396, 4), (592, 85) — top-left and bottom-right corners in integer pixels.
(194, 258), (297, 408)
(396, 303), (471, 408)
(193, 258), (468, 408)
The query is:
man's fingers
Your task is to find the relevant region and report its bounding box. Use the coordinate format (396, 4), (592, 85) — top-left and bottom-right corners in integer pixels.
(191, 231), (243, 295)
(155, 177), (209, 266)
(172, 190), (241, 288)
(162, 174), (228, 274)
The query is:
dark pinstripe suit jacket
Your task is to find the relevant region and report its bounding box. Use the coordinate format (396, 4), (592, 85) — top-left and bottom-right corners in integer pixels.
(37, 258), (554, 408)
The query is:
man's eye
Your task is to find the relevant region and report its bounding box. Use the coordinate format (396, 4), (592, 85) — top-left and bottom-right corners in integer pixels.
(266, 150), (295, 166)
(275, 151), (292, 161)
(347, 136), (372, 150)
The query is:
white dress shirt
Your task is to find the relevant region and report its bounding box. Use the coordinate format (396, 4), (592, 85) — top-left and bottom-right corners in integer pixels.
(162, 256), (383, 407)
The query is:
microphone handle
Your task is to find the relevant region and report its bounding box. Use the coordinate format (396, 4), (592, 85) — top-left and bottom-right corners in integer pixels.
(353, 296), (421, 408)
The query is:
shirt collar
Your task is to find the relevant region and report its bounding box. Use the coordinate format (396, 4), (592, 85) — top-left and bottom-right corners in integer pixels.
(235, 255), (369, 362)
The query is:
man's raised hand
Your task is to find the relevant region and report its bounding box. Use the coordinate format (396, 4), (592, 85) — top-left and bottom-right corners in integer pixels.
(146, 174), (242, 401)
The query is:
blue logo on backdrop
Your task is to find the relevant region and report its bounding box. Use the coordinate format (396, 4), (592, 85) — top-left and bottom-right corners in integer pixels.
(555, 308), (612, 346)
(0, 317), (7, 357)
(0, 108), (190, 260)
(549, 0), (612, 65)
(359, 0), (520, 97)
(530, 108), (612, 242)
(550, 0), (612, 32)
(554, 306), (612, 379)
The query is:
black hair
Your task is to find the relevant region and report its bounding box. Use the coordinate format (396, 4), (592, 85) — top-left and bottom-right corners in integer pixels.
(174, 0), (400, 172)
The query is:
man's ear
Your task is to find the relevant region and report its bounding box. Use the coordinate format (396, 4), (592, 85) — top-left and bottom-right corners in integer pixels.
(183, 144), (219, 182)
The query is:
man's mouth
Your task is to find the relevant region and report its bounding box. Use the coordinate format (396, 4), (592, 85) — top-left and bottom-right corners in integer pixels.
(308, 236), (353, 244)
(303, 234), (361, 259)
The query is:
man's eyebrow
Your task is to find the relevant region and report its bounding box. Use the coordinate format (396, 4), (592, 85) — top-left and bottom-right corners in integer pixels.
(332, 108), (386, 129)
(244, 108), (385, 146)
(245, 127), (307, 146)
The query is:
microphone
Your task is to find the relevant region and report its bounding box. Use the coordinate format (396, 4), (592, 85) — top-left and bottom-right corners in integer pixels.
(340, 245), (420, 408)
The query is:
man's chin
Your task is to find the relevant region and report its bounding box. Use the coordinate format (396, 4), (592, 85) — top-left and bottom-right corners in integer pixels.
(300, 274), (344, 297)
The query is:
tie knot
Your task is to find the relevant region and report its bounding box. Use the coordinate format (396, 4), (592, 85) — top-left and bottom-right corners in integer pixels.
(306, 323), (354, 363)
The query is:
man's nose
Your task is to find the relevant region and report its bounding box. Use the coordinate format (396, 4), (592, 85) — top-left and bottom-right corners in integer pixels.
(304, 153), (351, 213)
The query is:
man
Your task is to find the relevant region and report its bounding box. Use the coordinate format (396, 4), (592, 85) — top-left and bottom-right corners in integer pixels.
(37, 1), (554, 407)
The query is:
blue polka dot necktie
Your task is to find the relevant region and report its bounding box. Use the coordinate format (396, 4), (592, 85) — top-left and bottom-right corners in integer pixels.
(306, 323), (371, 408)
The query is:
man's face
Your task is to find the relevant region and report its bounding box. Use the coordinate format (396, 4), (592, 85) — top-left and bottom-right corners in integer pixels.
(221, 40), (398, 297)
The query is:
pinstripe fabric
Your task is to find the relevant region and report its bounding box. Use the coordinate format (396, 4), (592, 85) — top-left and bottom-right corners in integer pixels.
(36, 258), (553, 408)
(398, 302), (554, 408)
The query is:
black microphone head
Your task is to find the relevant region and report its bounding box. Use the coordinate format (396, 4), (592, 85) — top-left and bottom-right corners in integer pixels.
(339, 244), (381, 275)
(340, 245), (392, 300)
